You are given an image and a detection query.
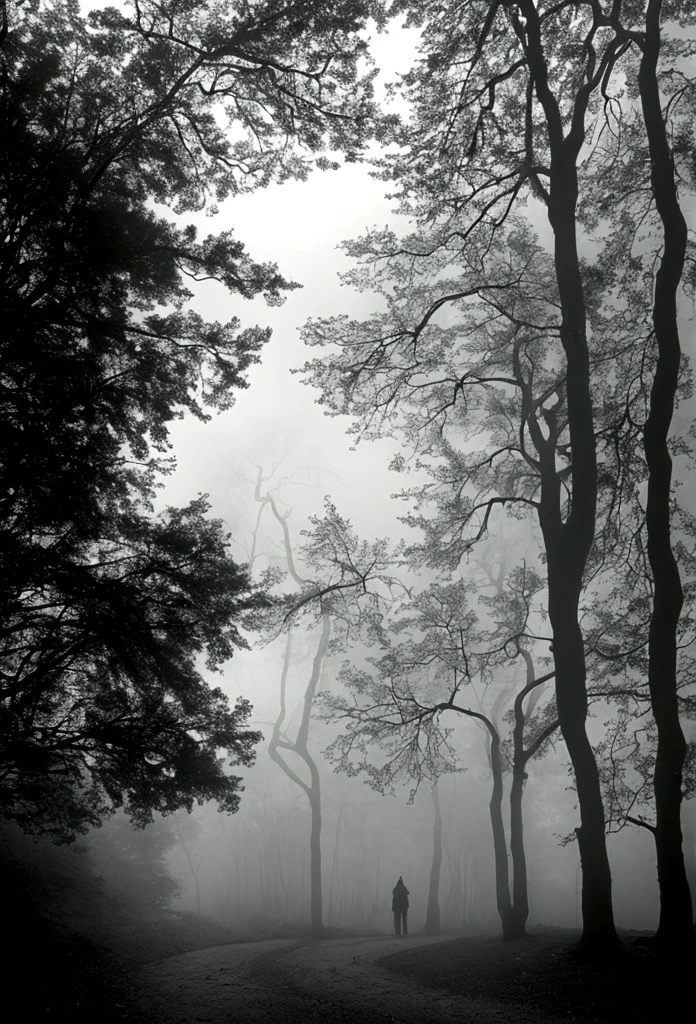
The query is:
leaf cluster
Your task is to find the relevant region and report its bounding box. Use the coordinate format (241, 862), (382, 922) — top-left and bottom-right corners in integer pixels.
(1, 496), (266, 841)
(4, 0), (398, 837)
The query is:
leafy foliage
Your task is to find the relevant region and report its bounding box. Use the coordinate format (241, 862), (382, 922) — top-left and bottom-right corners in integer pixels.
(301, 0), (696, 942)
(1, 493), (267, 840)
(319, 556), (557, 797)
(0, 0), (385, 838)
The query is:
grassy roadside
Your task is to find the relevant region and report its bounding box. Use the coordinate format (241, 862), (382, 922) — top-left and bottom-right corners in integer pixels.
(376, 927), (692, 1024)
(14, 908), (245, 1022)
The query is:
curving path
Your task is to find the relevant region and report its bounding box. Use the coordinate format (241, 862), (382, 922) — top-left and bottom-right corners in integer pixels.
(131, 935), (556, 1024)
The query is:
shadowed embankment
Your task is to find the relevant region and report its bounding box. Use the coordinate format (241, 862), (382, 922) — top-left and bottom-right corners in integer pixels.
(379, 927), (693, 1023)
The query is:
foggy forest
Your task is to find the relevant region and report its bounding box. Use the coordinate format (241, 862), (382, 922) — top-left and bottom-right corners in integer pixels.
(2, 1), (695, 1022)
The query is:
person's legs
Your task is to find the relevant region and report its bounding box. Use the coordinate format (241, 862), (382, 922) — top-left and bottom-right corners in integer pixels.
(393, 911), (401, 936)
(402, 910), (408, 935)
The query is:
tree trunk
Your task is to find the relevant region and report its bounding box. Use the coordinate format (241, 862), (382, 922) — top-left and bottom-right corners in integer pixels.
(521, 2), (618, 947)
(638, 0), (693, 945)
(541, 183), (617, 950)
(261, 478), (332, 934)
(487, 728), (515, 939)
(268, 615), (330, 934)
(423, 782), (442, 934)
(547, 580), (616, 948)
(275, 843), (289, 916)
(297, 613), (330, 934)
(328, 805), (344, 925)
(446, 850), (463, 931)
(453, 707), (515, 938)
(307, 756), (324, 933)
(508, 758), (529, 940)
(373, 846), (382, 903)
(464, 856), (476, 930)
(682, 803), (696, 920)
(509, 659), (556, 941)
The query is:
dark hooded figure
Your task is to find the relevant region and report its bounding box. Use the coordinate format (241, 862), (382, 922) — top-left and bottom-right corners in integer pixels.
(391, 876), (409, 936)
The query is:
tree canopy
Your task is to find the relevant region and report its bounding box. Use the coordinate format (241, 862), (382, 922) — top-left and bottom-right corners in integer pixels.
(301, 0), (696, 947)
(0, 0), (382, 840)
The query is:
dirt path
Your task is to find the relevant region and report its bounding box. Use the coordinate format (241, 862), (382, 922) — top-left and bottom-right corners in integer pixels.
(131, 935), (558, 1023)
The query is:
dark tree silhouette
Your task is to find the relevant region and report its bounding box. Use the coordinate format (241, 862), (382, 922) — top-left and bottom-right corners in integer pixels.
(636, 0), (694, 944)
(0, 0), (378, 837)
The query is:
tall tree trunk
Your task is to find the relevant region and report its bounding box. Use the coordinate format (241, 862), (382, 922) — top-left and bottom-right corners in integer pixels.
(504, 149), (615, 939)
(487, 725), (515, 939)
(682, 803), (696, 920)
(537, 189), (616, 949)
(373, 846), (382, 903)
(297, 613), (330, 933)
(452, 706), (514, 938)
(509, 663), (537, 941)
(637, 0), (693, 944)
(464, 856), (476, 930)
(260, 477), (332, 934)
(547, 573), (615, 947)
(328, 805), (344, 925)
(268, 615), (330, 933)
(510, 661), (559, 940)
(275, 844), (289, 917)
(423, 782), (442, 934)
(509, 752), (529, 939)
(519, 0), (619, 948)
(307, 755), (324, 933)
(446, 849), (463, 931)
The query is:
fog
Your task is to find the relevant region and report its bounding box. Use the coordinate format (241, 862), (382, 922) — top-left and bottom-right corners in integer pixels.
(156, 651), (671, 937)
(8, 11), (695, 1016)
(134, 425), (678, 940)
(8, 5), (696, 1024)
(104, 19), (693, 942)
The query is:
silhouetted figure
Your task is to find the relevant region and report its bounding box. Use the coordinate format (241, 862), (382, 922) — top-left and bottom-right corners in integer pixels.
(391, 876), (409, 936)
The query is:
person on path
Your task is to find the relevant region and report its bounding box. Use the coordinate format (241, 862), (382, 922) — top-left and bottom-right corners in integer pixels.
(391, 876), (409, 936)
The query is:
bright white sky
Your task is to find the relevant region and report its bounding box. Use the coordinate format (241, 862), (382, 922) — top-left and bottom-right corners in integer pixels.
(163, 162), (413, 537)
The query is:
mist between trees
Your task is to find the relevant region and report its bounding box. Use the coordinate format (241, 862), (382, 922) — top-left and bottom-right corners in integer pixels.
(2, 0), (696, 990)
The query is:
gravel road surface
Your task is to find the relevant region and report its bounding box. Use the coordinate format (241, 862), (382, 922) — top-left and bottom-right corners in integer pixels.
(132, 935), (559, 1023)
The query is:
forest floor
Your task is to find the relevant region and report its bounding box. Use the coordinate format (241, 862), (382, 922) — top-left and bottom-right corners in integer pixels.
(114, 926), (692, 1024)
